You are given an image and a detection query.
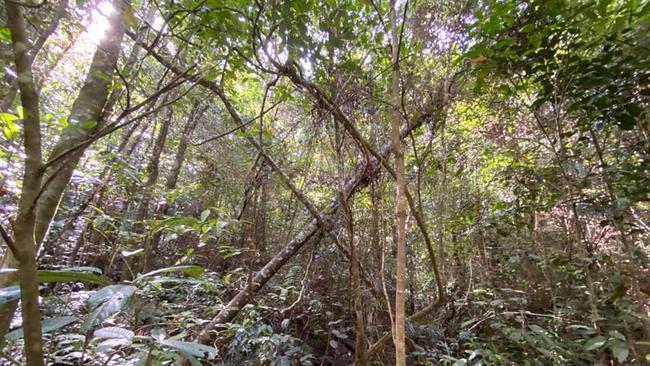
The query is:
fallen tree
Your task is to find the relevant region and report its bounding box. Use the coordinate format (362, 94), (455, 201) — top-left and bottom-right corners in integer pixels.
(137, 37), (456, 350)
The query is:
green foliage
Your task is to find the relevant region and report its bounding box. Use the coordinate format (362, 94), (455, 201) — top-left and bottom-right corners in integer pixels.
(90, 326), (216, 364)
(468, 0), (649, 131)
(135, 265), (205, 282)
(81, 285), (137, 332)
(0, 112), (20, 140)
(6, 316), (79, 341)
(225, 320), (315, 366)
(35, 268), (109, 286)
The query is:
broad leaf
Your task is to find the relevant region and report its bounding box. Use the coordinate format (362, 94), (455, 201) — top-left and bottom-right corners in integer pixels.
(136, 265), (205, 282)
(81, 285), (136, 332)
(94, 326), (134, 341)
(609, 341), (629, 363)
(157, 339), (216, 359)
(6, 316), (78, 340)
(584, 336), (607, 351)
(36, 269), (108, 285)
(96, 338), (132, 352)
(0, 286), (20, 305)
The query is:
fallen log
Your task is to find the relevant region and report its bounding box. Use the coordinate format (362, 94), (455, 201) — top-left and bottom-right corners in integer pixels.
(136, 38), (450, 347)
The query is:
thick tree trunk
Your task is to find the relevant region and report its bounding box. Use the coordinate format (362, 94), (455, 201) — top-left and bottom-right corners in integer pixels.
(35, 3), (126, 247)
(0, 0), (69, 345)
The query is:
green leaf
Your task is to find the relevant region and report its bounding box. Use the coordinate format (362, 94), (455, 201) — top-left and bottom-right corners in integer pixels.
(0, 113), (18, 123)
(528, 324), (545, 333)
(135, 265), (205, 283)
(157, 339), (217, 359)
(609, 341), (629, 363)
(566, 324), (597, 335)
(59, 266), (103, 275)
(617, 113), (636, 130)
(6, 316), (78, 340)
(94, 70), (111, 81)
(0, 286), (21, 305)
(0, 27), (11, 43)
(96, 338), (132, 352)
(36, 269), (108, 286)
(1, 114), (20, 140)
(585, 336), (607, 351)
(94, 326), (134, 341)
(625, 103), (644, 117)
(528, 33), (544, 48)
(79, 120), (98, 129)
(200, 209), (210, 222)
(608, 330), (626, 341)
(81, 285), (136, 332)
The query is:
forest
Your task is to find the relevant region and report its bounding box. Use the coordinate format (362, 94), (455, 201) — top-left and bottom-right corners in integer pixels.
(0, 0), (648, 364)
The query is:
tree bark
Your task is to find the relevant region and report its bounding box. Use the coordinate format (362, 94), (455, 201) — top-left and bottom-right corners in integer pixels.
(35, 2), (126, 247)
(0, 1), (125, 360)
(5, 1), (45, 362)
(389, 1), (407, 364)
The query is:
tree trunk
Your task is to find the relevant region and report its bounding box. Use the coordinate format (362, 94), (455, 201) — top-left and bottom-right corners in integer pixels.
(139, 42), (449, 351)
(146, 103), (205, 267)
(5, 1), (46, 362)
(34, 0), (126, 250)
(334, 116), (366, 365)
(0, 1), (125, 359)
(140, 106), (173, 272)
(389, 1), (407, 364)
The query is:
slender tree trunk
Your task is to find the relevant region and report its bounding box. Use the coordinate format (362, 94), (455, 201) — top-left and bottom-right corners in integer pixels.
(1, 1), (125, 359)
(390, 1), (407, 364)
(0, 0), (70, 345)
(140, 106), (173, 272)
(254, 166), (269, 258)
(436, 125), (447, 274)
(147, 103), (204, 266)
(5, 1), (45, 362)
(335, 119), (366, 365)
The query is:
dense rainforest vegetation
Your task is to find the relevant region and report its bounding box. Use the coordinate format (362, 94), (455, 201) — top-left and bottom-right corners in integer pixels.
(0, 0), (648, 364)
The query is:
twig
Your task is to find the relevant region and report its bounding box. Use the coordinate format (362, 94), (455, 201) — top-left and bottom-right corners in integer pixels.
(0, 224), (19, 259)
(280, 240), (317, 315)
(192, 101), (281, 146)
